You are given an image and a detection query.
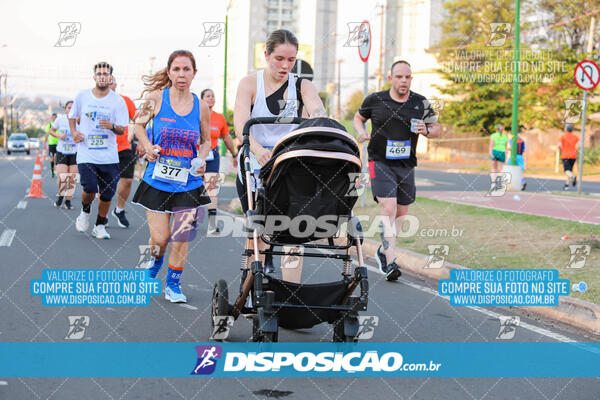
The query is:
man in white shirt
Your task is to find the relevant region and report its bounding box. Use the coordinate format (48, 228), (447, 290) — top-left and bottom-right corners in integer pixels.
(68, 62), (129, 239)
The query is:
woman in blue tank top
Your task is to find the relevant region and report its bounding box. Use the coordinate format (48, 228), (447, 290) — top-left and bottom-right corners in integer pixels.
(132, 50), (211, 303)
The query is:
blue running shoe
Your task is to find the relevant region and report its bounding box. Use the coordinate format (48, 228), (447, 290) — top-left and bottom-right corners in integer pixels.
(165, 284), (187, 303)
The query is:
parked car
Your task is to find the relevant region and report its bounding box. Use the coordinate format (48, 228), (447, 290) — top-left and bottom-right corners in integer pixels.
(28, 138), (41, 150)
(7, 133), (30, 155)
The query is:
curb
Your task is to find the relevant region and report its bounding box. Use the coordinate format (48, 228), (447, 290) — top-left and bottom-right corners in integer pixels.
(347, 237), (600, 336)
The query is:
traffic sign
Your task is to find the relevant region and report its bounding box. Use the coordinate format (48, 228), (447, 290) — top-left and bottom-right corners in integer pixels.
(574, 60), (600, 91)
(291, 59), (314, 81)
(358, 21), (371, 63)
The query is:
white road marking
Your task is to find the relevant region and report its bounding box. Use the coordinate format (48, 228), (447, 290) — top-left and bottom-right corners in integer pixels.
(178, 304), (198, 311)
(187, 284), (211, 292)
(0, 381), (7, 385)
(353, 261), (576, 343)
(415, 178), (453, 187)
(0, 229), (16, 247)
(16, 200), (27, 209)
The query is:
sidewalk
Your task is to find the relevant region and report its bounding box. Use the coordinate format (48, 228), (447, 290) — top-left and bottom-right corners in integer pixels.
(419, 191), (600, 225)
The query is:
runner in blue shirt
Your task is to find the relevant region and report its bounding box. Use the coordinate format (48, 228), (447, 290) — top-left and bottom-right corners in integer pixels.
(132, 50), (211, 303)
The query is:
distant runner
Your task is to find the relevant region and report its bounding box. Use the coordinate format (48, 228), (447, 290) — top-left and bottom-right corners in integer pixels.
(50, 101), (78, 209)
(69, 61), (129, 239)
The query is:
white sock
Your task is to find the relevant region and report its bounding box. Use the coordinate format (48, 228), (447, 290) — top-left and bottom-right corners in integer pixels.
(115, 207), (124, 213)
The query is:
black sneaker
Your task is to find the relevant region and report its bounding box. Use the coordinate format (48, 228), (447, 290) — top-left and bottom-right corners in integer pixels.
(63, 200), (72, 210)
(521, 182), (527, 191)
(572, 176), (577, 187)
(385, 261), (402, 281)
(563, 184), (569, 191)
(54, 198), (63, 208)
(376, 245), (388, 274)
(112, 209), (130, 228)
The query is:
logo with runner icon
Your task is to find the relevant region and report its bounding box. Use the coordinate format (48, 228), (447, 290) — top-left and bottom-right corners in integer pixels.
(136, 244), (160, 269)
(55, 22), (81, 47)
(65, 316), (89, 340)
(566, 245), (591, 269)
(563, 99), (583, 123)
(191, 345), (222, 375)
(345, 173), (370, 197)
(356, 316), (379, 339)
(199, 22), (225, 47)
(486, 172), (511, 197)
(424, 245), (449, 269)
(496, 316), (519, 340)
(487, 23), (511, 47)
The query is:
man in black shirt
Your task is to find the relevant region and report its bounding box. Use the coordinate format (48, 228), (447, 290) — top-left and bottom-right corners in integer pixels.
(353, 60), (440, 280)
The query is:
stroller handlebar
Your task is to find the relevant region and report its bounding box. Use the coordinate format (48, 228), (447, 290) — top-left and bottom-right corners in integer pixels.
(241, 117), (306, 146)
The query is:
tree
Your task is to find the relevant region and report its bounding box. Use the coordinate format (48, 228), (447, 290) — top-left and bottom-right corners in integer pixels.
(343, 90), (364, 120)
(432, 0), (599, 133)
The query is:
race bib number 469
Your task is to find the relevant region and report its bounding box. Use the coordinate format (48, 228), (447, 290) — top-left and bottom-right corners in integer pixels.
(87, 134), (108, 150)
(386, 140), (410, 160)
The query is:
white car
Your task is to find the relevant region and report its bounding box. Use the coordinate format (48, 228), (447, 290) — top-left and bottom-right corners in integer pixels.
(28, 138), (41, 150)
(7, 133), (30, 155)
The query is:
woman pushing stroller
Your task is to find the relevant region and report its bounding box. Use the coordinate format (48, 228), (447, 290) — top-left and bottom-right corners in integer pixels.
(233, 29), (328, 283)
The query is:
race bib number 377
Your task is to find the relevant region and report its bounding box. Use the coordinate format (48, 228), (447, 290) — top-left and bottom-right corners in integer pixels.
(152, 158), (189, 185)
(386, 140), (410, 160)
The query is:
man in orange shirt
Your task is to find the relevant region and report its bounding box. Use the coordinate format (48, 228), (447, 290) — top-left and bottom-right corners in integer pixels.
(200, 89), (238, 235)
(110, 78), (137, 227)
(558, 124), (580, 191)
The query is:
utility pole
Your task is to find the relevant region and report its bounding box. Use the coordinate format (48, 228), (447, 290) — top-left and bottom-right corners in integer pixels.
(509, 0), (520, 167)
(2, 74), (7, 148)
(221, 0), (232, 156)
(223, 0), (232, 117)
(0, 73), (3, 148)
(377, 3), (385, 90)
(576, 15), (596, 195)
(336, 60), (343, 120)
(149, 56), (156, 75)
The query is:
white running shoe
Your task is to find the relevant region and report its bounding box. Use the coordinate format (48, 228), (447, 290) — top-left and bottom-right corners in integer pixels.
(76, 211), (90, 233)
(207, 224), (219, 236)
(165, 285), (187, 303)
(91, 224), (111, 239)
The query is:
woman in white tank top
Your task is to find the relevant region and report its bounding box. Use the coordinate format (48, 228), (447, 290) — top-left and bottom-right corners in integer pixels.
(233, 29), (327, 282)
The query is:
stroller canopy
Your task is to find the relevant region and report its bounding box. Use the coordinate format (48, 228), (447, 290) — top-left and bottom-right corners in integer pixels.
(258, 118), (362, 244)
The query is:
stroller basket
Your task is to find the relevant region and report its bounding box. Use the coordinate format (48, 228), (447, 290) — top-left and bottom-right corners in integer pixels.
(264, 275), (349, 330)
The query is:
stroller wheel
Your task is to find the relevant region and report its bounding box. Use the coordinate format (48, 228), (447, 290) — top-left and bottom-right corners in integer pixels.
(252, 317), (279, 342)
(211, 280), (230, 337)
(333, 318), (358, 342)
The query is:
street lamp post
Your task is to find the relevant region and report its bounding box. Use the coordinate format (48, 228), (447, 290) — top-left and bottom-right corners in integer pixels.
(509, 0), (521, 166)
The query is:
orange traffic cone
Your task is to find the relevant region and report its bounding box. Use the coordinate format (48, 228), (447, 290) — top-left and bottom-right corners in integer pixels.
(26, 161), (45, 198)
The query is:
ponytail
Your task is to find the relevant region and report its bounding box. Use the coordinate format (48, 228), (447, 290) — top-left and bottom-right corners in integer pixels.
(140, 50), (197, 97)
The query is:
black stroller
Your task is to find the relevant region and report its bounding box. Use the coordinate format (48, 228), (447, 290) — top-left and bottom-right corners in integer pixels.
(211, 117), (369, 342)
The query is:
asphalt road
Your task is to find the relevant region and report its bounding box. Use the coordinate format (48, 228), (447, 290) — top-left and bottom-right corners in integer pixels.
(415, 167), (600, 194)
(1, 154), (599, 399)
